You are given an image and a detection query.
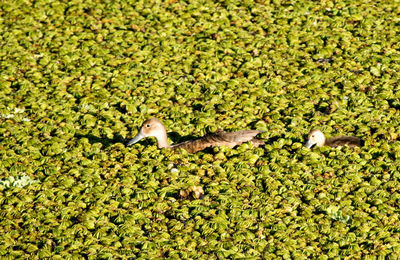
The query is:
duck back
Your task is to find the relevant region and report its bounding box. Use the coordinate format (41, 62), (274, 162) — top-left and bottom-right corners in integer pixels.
(325, 136), (363, 147)
(171, 130), (264, 153)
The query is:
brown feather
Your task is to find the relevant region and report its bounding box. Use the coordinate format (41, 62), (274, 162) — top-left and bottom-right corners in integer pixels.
(171, 130), (264, 153)
(325, 136), (363, 147)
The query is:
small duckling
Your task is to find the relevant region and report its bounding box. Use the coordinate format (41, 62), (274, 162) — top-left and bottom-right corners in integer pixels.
(304, 129), (363, 148)
(128, 118), (264, 153)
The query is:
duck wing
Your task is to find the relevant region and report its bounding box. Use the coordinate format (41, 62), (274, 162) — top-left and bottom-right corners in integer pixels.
(171, 130), (264, 153)
(326, 136), (363, 147)
(171, 138), (213, 153)
(212, 130), (265, 147)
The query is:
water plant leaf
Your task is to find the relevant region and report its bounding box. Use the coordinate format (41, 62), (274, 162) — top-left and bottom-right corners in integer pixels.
(1, 0), (400, 258)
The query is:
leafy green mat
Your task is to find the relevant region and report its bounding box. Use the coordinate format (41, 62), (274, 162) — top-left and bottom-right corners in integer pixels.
(1, 0), (400, 258)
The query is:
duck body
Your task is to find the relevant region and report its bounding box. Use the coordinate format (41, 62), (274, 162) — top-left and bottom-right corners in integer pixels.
(304, 129), (363, 148)
(128, 118), (264, 153)
(324, 136), (363, 147)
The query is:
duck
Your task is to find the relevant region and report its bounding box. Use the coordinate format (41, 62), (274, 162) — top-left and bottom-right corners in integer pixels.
(304, 129), (363, 148)
(127, 118), (265, 153)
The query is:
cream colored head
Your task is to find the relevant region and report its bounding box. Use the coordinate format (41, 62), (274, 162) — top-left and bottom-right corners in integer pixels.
(304, 129), (326, 148)
(127, 118), (169, 148)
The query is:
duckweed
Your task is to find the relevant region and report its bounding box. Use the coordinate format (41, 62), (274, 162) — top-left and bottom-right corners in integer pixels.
(1, 0), (400, 258)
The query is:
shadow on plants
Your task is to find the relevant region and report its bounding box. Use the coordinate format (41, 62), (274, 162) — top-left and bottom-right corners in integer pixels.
(75, 133), (125, 148)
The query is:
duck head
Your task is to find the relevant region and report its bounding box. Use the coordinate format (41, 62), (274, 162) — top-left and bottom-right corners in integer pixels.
(127, 118), (169, 148)
(304, 129), (326, 148)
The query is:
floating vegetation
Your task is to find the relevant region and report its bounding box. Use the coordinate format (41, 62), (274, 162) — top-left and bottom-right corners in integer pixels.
(0, 174), (38, 189)
(0, 0), (400, 258)
(179, 185), (205, 199)
(0, 107), (31, 121)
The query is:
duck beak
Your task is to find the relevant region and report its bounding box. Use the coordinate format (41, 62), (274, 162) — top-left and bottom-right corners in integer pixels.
(127, 131), (145, 146)
(304, 140), (315, 149)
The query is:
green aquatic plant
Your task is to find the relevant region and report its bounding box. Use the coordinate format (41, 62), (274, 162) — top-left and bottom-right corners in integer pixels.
(1, 0), (400, 258)
(0, 174), (38, 189)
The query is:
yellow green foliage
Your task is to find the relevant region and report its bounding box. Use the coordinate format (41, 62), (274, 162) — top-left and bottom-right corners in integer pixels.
(0, 0), (400, 258)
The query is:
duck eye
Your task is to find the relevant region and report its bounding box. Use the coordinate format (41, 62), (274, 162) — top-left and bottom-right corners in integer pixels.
(146, 124), (150, 128)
